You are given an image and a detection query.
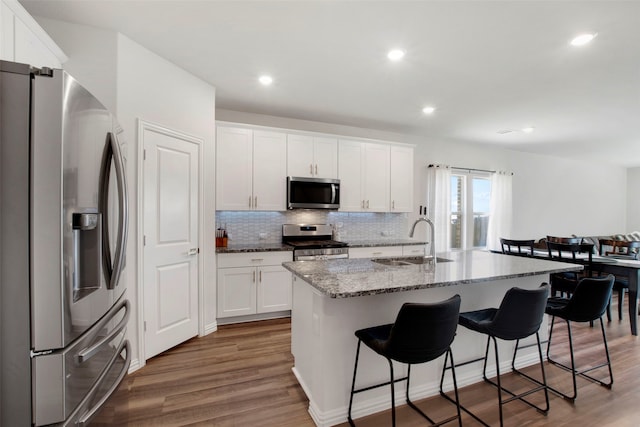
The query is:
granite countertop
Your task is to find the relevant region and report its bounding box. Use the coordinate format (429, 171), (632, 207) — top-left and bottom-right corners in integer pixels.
(216, 243), (293, 254)
(345, 239), (426, 248)
(282, 250), (582, 298)
(216, 239), (426, 253)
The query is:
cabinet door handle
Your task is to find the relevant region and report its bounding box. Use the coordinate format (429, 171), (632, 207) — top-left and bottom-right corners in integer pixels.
(361, 200), (365, 209)
(310, 164), (313, 175)
(253, 271), (256, 283)
(367, 200), (370, 209)
(254, 196), (258, 208)
(392, 200), (395, 210)
(251, 258), (264, 262)
(315, 164), (318, 175)
(249, 196), (252, 208)
(259, 270), (262, 282)
(372, 251), (383, 255)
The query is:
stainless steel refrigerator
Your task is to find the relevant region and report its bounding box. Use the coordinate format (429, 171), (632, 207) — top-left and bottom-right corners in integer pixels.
(1, 60), (131, 426)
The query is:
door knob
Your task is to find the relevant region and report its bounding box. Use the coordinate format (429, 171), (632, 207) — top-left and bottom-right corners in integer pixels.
(187, 248), (199, 256)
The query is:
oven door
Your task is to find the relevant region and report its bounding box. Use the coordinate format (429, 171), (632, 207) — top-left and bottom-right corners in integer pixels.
(294, 248), (349, 261)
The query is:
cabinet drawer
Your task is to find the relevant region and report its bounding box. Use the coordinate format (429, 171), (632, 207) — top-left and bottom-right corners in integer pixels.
(349, 246), (403, 259)
(217, 251), (292, 268)
(402, 245), (426, 256)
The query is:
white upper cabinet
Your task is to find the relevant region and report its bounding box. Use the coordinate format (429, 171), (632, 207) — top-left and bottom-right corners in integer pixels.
(253, 130), (287, 210)
(287, 134), (337, 179)
(1, 0), (67, 68)
(216, 127), (253, 210)
(216, 122), (413, 213)
(389, 145), (414, 212)
(363, 143), (390, 212)
(338, 140), (390, 212)
(337, 140), (363, 211)
(216, 126), (287, 211)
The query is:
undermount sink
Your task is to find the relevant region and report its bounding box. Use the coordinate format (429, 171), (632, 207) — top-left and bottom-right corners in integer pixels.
(372, 256), (453, 266)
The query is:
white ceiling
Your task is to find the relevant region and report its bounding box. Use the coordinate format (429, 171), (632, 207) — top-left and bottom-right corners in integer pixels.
(20, 0), (640, 167)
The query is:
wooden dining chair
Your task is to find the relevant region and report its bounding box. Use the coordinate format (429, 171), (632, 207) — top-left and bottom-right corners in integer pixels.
(546, 239), (594, 297)
(598, 239), (640, 320)
(500, 238), (535, 257)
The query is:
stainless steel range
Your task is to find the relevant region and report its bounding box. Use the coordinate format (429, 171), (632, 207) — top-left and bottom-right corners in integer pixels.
(283, 224), (349, 261)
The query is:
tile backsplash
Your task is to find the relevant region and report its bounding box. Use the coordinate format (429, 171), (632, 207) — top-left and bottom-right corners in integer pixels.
(216, 211), (409, 244)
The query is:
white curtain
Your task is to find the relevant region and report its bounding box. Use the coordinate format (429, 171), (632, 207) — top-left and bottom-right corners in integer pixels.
(427, 165), (451, 252)
(486, 171), (513, 252)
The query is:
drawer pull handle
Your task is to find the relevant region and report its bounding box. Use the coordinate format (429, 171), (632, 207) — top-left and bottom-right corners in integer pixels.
(251, 258), (264, 262)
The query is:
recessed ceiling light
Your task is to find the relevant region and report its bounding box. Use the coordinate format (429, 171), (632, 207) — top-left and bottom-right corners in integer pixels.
(570, 33), (597, 46)
(387, 49), (405, 61)
(259, 75), (273, 85)
(522, 127), (534, 133)
(422, 106), (436, 115)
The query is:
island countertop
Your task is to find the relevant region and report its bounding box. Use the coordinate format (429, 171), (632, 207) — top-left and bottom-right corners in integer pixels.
(282, 250), (582, 298)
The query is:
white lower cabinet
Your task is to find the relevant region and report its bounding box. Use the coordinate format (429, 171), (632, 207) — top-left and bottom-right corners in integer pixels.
(402, 245), (426, 257)
(217, 251), (292, 319)
(349, 246), (404, 259)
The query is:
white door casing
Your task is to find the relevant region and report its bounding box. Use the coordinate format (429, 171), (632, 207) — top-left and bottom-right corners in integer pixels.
(141, 120), (202, 360)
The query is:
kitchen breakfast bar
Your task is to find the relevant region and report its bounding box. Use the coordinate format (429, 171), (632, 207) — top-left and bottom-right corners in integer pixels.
(282, 251), (581, 427)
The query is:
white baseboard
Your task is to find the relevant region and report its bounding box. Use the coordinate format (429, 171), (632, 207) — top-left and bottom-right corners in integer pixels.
(203, 321), (218, 335)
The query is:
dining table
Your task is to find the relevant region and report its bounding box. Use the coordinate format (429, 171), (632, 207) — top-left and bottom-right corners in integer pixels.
(529, 249), (640, 336)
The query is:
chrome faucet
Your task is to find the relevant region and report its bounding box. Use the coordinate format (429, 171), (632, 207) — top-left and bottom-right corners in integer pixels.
(409, 216), (436, 265)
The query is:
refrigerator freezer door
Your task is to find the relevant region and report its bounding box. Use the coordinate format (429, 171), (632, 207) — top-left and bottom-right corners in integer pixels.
(32, 296), (130, 425)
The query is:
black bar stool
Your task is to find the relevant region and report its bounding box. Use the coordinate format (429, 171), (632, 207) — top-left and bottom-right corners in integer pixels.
(443, 285), (550, 427)
(347, 295), (462, 427)
(544, 275), (615, 402)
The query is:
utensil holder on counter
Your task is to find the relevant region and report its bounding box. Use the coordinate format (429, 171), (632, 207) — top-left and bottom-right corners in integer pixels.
(216, 227), (228, 247)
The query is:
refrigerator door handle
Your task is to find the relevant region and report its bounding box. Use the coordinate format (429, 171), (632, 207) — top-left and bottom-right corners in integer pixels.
(70, 339), (131, 427)
(77, 299), (130, 364)
(99, 132), (129, 290)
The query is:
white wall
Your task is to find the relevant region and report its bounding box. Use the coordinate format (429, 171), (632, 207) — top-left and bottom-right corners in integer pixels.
(36, 17), (118, 113)
(36, 18), (217, 370)
(627, 167), (640, 231)
(115, 34), (217, 351)
(218, 108), (628, 241)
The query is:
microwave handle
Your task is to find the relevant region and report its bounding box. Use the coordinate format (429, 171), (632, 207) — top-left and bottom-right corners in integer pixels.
(331, 183), (336, 204)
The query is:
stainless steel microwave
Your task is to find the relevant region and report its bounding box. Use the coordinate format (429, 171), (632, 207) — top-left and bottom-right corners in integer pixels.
(287, 176), (340, 210)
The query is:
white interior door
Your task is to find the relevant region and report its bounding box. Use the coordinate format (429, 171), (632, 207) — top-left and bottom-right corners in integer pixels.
(142, 122), (200, 360)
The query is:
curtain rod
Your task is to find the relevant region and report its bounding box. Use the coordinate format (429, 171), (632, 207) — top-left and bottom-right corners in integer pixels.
(427, 164), (495, 173)
(427, 164), (514, 175)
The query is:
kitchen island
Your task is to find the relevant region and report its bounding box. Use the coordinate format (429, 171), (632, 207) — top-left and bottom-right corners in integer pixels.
(282, 250), (581, 427)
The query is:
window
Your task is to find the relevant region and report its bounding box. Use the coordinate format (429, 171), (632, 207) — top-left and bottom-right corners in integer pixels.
(450, 172), (492, 249)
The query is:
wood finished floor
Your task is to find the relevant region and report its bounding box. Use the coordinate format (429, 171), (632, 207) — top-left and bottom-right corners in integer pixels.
(93, 300), (640, 426)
